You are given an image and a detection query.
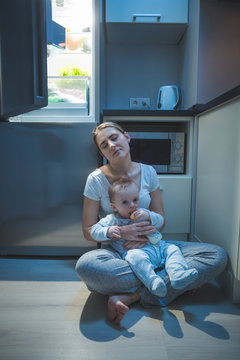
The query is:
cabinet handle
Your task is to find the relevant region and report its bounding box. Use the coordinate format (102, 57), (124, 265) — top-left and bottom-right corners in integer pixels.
(31, 0), (47, 106)
(132, 14), (161, 22)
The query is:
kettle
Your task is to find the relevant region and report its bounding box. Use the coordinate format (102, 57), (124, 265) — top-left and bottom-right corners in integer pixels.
(157, 85), (182, 110)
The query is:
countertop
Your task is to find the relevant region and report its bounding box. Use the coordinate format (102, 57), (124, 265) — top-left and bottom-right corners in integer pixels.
(102, 85), (240, 118)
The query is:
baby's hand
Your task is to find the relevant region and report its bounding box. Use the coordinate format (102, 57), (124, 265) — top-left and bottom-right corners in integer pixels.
(130, 209), (150, 222)
(107, 226), (121, 240)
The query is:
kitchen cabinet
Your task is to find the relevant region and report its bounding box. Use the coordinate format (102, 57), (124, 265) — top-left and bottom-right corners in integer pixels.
(194, 98), (240, 302)
(106, 0), (188, 23)
(0, 122), (98, 256)
(159, 176), (192, 240)
(105, 0), (189, 44)
(0, 0), (48, 119)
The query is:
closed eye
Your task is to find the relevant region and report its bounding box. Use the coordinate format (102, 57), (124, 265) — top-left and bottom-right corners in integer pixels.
(110, 134), (118, 141)
(100, 134), (118, 150)
(100, 141), (108, 149)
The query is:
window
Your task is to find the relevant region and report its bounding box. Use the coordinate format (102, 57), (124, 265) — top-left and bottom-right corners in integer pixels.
(48, 0), (91, 112)
(11, 0), (98, 123)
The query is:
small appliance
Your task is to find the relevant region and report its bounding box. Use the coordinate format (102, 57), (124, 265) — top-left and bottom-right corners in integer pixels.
(129, 131), (185, 174)
(157, 85), (182, 110)
(102, 121), (185, 174)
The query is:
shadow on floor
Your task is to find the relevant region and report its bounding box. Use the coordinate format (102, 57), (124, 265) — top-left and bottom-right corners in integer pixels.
(79, 282), (240, 342)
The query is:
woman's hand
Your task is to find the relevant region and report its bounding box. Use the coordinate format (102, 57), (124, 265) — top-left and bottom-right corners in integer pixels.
(120, 221), (155, 240)
(120, 221), (155, 250)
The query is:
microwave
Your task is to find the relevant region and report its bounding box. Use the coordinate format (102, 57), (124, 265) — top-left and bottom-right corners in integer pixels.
(128, 131), (185, 174)
(101, 121), (186, 174)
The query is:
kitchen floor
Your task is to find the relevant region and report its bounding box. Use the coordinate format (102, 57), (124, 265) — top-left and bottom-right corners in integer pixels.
(0, 258), (240, 360)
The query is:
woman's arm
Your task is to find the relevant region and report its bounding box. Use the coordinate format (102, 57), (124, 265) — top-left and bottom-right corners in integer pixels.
(149, 187), (166, 231)
(82, 195), (151, 244)
(82, 196), (101, 242)
(82, 187), (165, 244)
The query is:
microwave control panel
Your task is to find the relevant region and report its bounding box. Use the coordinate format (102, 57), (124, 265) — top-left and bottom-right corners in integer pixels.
(168, 132), (185, 173)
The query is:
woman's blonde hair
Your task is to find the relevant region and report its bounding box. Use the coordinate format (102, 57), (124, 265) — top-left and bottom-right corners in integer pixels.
(92, 122), (125, 150)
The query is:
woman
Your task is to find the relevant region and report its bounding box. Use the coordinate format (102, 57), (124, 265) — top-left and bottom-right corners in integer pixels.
(75, 122), (227, 324)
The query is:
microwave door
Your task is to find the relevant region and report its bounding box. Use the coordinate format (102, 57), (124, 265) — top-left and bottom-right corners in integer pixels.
(128, 132), (168, 140)
(128, 132), (169, 173)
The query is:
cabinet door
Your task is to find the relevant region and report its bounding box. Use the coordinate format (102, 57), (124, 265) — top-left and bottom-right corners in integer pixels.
(159, 176), (192, 235)
(0, 0), (47, 120)
(106, 0), (188, 23)
(194, 99), (240, 301)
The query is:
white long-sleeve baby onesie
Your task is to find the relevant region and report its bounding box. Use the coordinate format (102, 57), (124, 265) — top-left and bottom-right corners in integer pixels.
(91, 208), (164, 256)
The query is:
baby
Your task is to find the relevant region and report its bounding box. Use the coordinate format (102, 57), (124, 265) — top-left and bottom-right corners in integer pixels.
(91, 178), (198, 297)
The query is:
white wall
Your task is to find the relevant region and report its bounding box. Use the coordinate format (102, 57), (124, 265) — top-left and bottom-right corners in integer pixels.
(180, 0), (200, 109)
(106, 43), (180, 109)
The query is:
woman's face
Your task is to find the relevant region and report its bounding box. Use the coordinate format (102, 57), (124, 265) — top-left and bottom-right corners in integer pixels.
(95, 127), (130, 163)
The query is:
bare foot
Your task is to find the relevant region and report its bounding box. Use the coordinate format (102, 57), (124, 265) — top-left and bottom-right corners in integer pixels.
(107, 293), (139, 325)
(108, 296), (129, 324)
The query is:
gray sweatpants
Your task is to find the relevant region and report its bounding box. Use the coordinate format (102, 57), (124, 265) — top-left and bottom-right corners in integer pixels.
(75, 240), (227, 307)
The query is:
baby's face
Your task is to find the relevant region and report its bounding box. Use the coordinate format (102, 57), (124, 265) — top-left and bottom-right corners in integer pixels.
(112, 183), (139, 218)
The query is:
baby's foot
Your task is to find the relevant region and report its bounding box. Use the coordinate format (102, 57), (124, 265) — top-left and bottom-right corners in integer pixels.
(170, 268), (199, 290)
(150, 277), (167, 297)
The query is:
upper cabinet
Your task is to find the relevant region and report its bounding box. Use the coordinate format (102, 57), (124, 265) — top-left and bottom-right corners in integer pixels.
(0, 0), (48, 120)
(106, 0), (188, 23)
(105, 0), (189, 44)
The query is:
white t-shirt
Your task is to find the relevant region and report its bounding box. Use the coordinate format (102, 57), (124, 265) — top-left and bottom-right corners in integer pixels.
(83, 163), (160, 219)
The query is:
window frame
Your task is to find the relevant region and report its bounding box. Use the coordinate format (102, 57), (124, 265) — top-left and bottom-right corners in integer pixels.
(10, 0), (99, 124)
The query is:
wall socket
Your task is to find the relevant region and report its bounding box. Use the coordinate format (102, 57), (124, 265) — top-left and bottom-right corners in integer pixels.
(130, 97), (150, 110)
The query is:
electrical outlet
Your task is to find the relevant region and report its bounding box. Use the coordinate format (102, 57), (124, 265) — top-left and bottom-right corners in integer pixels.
(130, 98), (150, 110)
